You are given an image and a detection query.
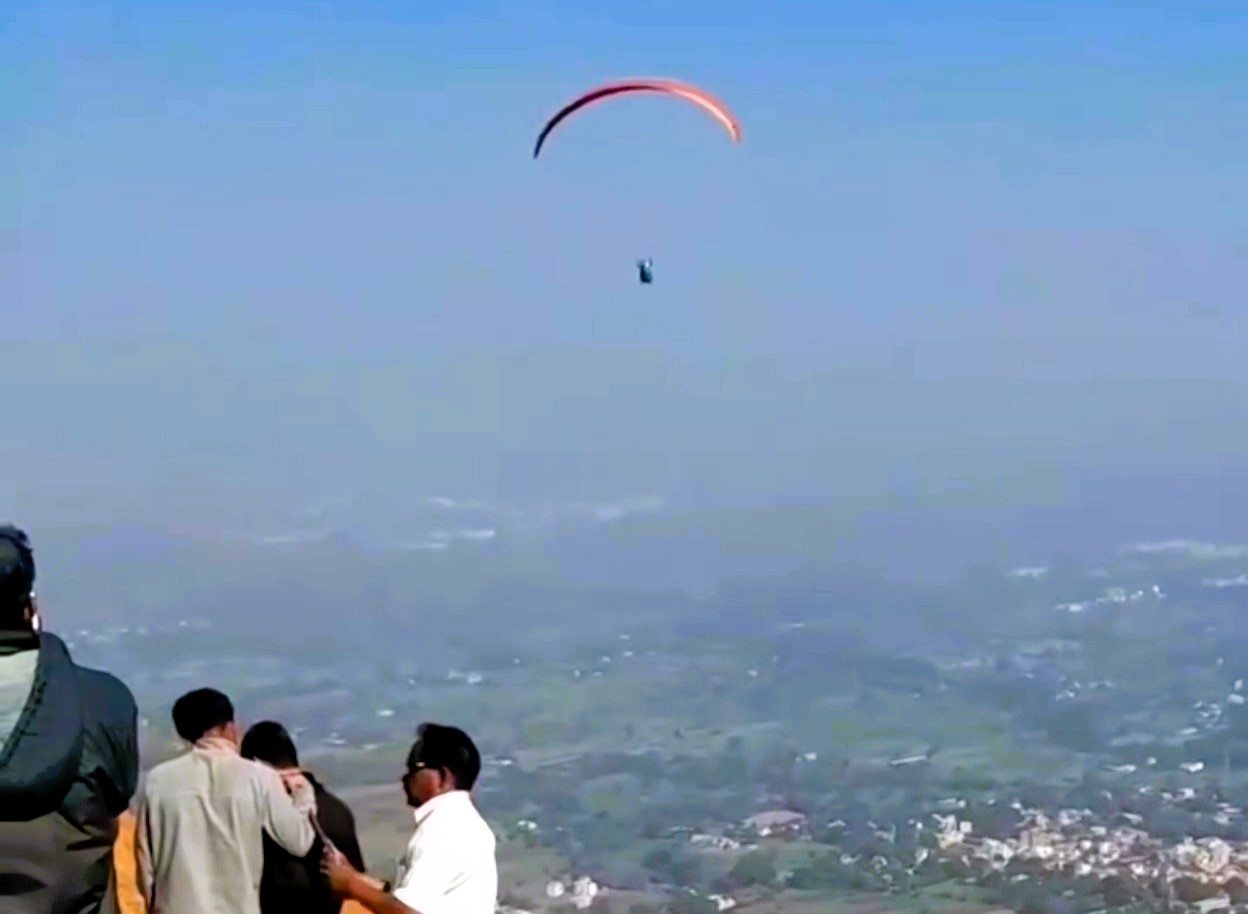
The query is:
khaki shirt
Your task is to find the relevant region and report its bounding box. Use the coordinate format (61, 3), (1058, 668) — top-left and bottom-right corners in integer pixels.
(135, 737), (315, 914)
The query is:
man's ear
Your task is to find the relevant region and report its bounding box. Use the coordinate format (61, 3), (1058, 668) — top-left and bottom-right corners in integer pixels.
(26, 595), (41, 633)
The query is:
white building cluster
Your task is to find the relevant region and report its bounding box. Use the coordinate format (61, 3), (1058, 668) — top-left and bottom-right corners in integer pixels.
(934, 804), (1248, 910)
(545, 876), (601, 910)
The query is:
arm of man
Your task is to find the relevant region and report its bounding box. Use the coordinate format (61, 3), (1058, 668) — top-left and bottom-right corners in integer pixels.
(324, 853), (420, 914)
(321, 791), (367, 872)
(257, 765), (316, 856)
(79, 669), (140, 816)
(110, 811), (144, 914)
(338, 821), (367, 874)
(104, 689), (139, 814)
(341, 871), (423, 914)
(386, 834), (461, 914)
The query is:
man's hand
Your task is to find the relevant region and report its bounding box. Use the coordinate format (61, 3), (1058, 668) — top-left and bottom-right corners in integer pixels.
(322, 847), (392, 902)
(322, 845), (355, 896)
(278, 769), (309, 792)
(321, 853), (416, 914)
(281, 770), (317, 815)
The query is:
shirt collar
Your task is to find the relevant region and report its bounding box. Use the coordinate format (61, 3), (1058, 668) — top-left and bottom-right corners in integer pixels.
(0, 631), (38, 656)
(194, 735), (240, 756)
(413, 789), (472, 827)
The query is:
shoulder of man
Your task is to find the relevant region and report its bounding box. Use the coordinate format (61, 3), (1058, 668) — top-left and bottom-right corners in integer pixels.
(144, 746), (193, 777)
(422, 793), (496, 844)
(136, 752), (185, 803)
(74, 664), (138, 732)
(13, 633), (137, 815)
(248, 755), (294, 795)
(313, 782), (356, 832)
(463, 796), (498, 848)
(312, 780), (352, 818)
(145, 748), (270, 802)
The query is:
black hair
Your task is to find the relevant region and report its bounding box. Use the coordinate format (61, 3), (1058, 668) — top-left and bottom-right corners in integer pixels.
(171, 688), (235, 743)
(0, 525), (36, 629)
(241, 720), (300, 769)
(406, 722), (481, 791)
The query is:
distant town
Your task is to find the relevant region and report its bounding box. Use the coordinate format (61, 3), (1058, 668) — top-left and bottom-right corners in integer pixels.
(55, 534), (1248, 913)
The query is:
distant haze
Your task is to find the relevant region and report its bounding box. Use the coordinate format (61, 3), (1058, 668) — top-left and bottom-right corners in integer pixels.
(7, 0), (1248, 574)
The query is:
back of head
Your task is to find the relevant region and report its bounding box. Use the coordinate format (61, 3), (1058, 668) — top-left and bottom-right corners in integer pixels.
(407, 722), (482, 790)
(0, 525), (36, 631)
(241, 720), (300, 769)
(171, 688), (234, 743)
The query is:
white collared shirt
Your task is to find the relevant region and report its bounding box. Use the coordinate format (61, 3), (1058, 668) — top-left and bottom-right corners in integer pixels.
(393, 790), (497, 914)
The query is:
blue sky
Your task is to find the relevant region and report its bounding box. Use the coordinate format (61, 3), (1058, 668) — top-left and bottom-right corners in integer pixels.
(9, 0), (1248, 350)
(6, 1), (1248, 519)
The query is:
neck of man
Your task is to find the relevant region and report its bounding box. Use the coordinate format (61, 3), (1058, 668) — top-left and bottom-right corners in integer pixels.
(195, 726), (238, 752)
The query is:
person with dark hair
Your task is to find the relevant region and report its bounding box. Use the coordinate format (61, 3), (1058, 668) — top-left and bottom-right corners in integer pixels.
(135, 689), (318, 914)
(0, 523), (139, 914)
(324, 723), (497, 914)
(241, 720), (366, 914)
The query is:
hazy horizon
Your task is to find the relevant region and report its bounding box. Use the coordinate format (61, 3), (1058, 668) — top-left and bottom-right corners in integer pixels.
(9, 0), (1248, 569)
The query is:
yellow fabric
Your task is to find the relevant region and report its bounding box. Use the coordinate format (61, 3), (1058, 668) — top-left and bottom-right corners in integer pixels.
(113, 811), (369, 914)
(114, 812), (145, 914)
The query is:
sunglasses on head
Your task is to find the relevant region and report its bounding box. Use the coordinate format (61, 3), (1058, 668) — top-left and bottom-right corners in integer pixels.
(402, 762), (432, 783)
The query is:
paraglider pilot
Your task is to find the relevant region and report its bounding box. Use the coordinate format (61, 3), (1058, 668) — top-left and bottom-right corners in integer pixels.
(637, 259), (654, 285)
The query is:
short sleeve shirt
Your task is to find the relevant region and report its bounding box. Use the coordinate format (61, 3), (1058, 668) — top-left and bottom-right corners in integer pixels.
(393, 791), (497, 914)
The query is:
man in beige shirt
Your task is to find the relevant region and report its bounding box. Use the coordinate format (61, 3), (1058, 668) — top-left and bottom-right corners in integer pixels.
(134, 688), (317, 914)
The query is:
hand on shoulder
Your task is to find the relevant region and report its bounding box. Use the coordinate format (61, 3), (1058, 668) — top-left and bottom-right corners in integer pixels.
(281, 770), (318, 815)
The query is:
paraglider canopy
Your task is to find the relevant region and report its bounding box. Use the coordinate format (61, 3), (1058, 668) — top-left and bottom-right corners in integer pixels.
(532, 78), (742, 158)
(532, 78), (740, 288)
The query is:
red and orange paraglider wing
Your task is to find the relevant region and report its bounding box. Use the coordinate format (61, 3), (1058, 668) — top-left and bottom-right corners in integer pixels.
(532, 78), (742, 158)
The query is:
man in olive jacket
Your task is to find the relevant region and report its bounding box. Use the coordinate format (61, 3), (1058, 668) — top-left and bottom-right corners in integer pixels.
(0, 524), (140, 914)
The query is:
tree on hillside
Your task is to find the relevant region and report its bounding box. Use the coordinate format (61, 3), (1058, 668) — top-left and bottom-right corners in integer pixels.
(642, 848), (703, 888)
(721, 850), (778, 891)
(663, 894), (717, 914)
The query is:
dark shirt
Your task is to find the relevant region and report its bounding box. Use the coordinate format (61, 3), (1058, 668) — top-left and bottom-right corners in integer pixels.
(0, 630), (139, 914)
(259, 772), (365, 914)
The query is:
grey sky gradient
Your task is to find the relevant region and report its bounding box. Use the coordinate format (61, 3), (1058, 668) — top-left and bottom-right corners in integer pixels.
(7, 1), (1248, 546)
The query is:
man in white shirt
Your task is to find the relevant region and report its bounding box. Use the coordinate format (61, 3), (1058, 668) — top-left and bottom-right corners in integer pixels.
(324, 723), (496, 914)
